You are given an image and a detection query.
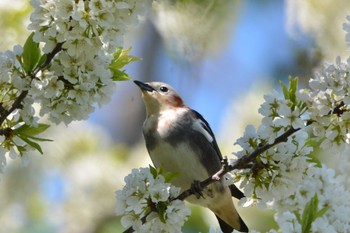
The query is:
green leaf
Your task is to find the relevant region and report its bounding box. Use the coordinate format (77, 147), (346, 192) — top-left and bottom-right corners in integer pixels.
(111, 69), (131, 81)
(301, 194), (319, 233)
(111, 47), (140, 69)
(156, 202), (167, 223)
(280, 80), (289, 100)
(15, 123), (50, 136)
(18, 135), (44, 154)
(289, 76), (298, 104)
(16, 145), (26, 156)
(112, 47), (123, 60)
(304, 137), (323, 167)
(148, 165), (178, 182)
(35, 54), (47, 70)
(26, 135), (53, 142)
(304, 137), (320, 148)
(149, 165), (158, 179)
(280, 76), (299, 104)
(110, 47), (140, 81)
(163, 171), (179, 183)
(15, 124), (52, 152)
(316, 206), (329, 219)
(22, 32), (41, 73)
(156, 166), (164, 176)
(306, 154), (322, 168)
(294, 210), (301, 224)
(290, 76), (298, 96)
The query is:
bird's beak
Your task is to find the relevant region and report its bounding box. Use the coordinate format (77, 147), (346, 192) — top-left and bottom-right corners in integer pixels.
(134, 80), (156, 92)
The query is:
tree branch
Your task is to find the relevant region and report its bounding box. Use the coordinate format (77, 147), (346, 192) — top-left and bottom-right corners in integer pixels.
(175, 101), (346, 201)
(0, 42), (63, 127)
(0, 90), (29, 126)
(122, 125), (302, 233)
(122, 101), (346, 233)
(122, 101), (347, 233)
(175, 126), (300, 201)
(36, 42), (63, 72)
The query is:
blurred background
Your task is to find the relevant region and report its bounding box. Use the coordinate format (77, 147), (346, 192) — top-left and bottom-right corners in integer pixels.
(1, 0), (350, 232)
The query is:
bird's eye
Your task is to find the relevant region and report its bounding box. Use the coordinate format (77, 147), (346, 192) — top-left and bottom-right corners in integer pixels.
(159, 86), (168, 92)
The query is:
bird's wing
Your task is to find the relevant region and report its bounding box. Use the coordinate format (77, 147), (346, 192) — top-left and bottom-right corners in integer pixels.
(229, 184), (245, 199)
(191, 110), (246, 200)
(191, 109), (223, 161)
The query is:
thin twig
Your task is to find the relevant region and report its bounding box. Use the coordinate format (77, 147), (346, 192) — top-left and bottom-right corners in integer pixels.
(0, 90), (29, 125)
(0, 42), (63, 128)
(36, 42), (63, 73)
(175, 126), (299, 201)
(176, 101), (345, 201)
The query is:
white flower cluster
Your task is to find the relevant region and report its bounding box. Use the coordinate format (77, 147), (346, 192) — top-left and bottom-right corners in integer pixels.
(26, 0), (151, 124)
(0, 46), (34, 123)
(233, 87), (311, 207)
(267, 165), (350, 233)
(235, 88), (306, 158)
(233, 87), (350, 231)
(300, 56), (350, 150)
(237, 132), (311, 208)
(231, 49), (350, 231)
(232, 55), (350, 231)
(0, 47), (37, 165)
(0, 0), (151, 175)
(115, 167), (191, 233)
(258, 90), (306, 143)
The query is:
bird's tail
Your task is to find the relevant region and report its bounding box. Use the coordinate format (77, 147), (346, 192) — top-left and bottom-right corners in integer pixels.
(215, 214), (248, 233)
(210, 188), (248, 233)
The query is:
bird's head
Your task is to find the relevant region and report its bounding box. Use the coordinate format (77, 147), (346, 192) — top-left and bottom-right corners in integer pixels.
(134, 80), (184, 116)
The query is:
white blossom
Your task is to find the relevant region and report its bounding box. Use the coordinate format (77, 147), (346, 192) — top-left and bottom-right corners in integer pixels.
(269, 165), (350, 232)
(0, 0), (152, 177)
(115, 167), (190, 232)
(275, 211), (302, 233)
(24, 0), (152, 125)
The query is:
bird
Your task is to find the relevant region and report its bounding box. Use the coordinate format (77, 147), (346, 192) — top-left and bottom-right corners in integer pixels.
(134, 80), (248, 233)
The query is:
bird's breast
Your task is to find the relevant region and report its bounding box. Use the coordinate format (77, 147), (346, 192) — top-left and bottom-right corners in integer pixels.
(142, 109), (227, 208)
(143, 110), (206, 186)
(144, 108), (187, 138)
(148, 141), (228, 208)
(148, 140), (209, 190)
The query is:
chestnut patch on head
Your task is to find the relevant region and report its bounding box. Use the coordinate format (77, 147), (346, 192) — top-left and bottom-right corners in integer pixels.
(166, 95), (184, 107)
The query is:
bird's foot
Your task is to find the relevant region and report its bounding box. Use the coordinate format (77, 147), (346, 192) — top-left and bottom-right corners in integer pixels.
(191, 180), (204, 199)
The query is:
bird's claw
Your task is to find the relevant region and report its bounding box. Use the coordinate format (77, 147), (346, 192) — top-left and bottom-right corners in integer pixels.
(191, 180), (204, 199)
